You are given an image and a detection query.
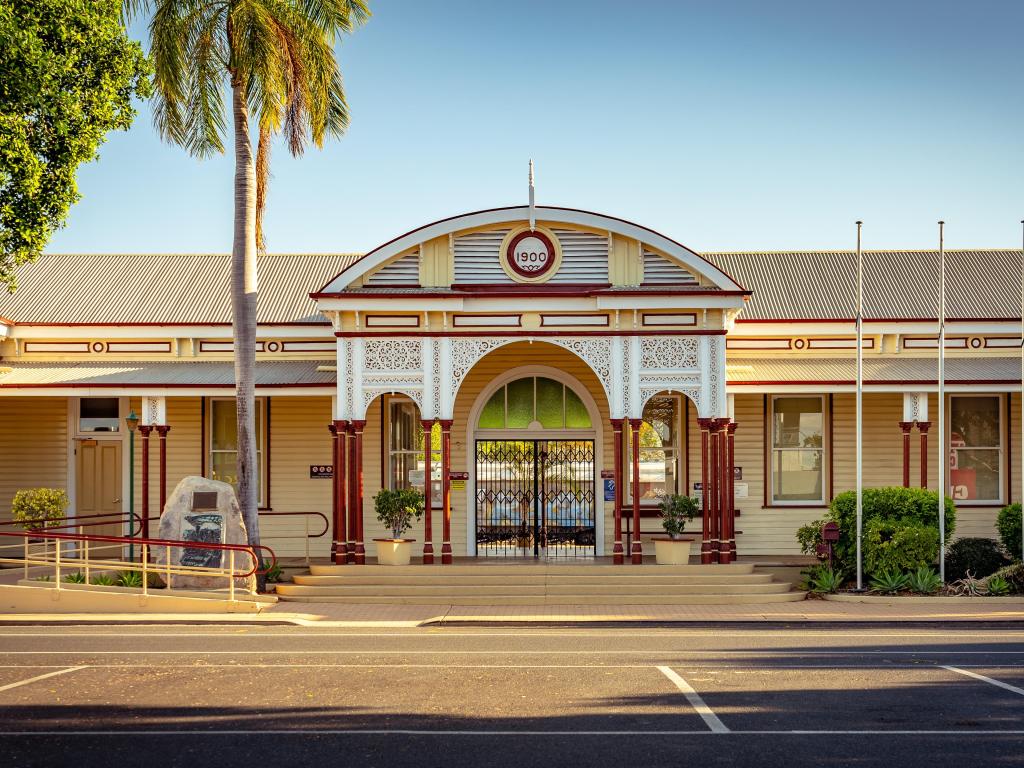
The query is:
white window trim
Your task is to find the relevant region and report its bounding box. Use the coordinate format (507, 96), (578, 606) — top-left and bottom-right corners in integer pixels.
(207, 397), (268, 508)
(627, 393), (684, 505)
(947, 393), (1006, 505)
(769, 394), (828, 506)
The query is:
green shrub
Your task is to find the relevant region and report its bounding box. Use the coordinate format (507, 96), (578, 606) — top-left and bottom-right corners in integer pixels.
(11, 488), (68, 532)
(796, 519), (827, 558)
(988, 563), (1024, 594)
(945, 537), (1009, 581)
(373, 487), (424, 538)
(90, 574), (116, 586)
(864, 518), (940, 575)
(870, 568), (910, 594)
(996, 504), (1022, 562)
(906, 566), (942, 595)
(117, 570), (143, 588)
(658, 494), (699, 538)
(262, 560), (283, 583)
(986, 575), (1011, 596)
(803, 488), (955, 574)
(806, 566), (843, 593)
(62, 571), (86, 584)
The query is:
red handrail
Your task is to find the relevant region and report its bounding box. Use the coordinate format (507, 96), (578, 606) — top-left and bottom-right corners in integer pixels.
(0, 511), (144, 536)
(0, 529), (277, 578)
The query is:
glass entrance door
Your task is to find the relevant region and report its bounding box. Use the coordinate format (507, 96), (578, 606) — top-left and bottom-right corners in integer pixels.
(475, 439), (595, 558)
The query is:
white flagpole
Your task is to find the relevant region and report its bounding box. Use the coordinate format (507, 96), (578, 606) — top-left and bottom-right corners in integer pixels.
(528, 159), (536, 231)
(855, 221), (864, 590)
(1020, 220), (1023, 564)
(938, 221), (946, 582)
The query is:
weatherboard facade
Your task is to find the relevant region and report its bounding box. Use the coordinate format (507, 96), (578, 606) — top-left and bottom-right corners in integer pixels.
(0, 206), (1021, 562)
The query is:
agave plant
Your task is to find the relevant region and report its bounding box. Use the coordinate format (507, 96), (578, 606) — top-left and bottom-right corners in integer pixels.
(62, 571), (86, 584)
(869, 568), (910, 594)
(949, 571), (984, 597)
(906, 566), (942, 595)
(90, 574), (116, 586)
(808, 566), (844, 594)
(986, 575), (1011, 596)
(117, 570), (143, 588)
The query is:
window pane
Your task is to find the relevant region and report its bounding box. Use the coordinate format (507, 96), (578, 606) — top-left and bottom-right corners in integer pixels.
(506, 377), (534, 428)
(951, 396), (1000, 448)
(773, 449), (822, 501)
(564, 388), (591, 428)
(479, 388), (506, 428)
(79, 397), (120, 432)
(536, 377), (564, 429)
(210, 452), (238, 487)
(951, 448), (1001, 501)
(637, 447), (676, 499)
(211, 400), (238, 450)
(773, 397), (823, 449)
(389, 401), (419, 452)
(642, 397), (676, 446)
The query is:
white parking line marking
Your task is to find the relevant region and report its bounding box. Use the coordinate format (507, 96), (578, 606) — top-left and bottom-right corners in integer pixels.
(0, 666), (86, 694)
(657, 666), (729, 733)
(943, 665), (1024, 696)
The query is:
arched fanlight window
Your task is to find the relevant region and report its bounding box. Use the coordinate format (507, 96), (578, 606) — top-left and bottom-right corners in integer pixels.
(478, 377), (592, 429)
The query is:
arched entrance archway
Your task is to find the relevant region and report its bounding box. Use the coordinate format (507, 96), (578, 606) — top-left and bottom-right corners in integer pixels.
(466, 365), (603, 558)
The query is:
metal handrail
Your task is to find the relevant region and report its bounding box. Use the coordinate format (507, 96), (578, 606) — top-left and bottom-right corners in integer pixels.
(0, 528), (277, 603)
(0, 511), (144, 536)
(256, 511), (329, 565)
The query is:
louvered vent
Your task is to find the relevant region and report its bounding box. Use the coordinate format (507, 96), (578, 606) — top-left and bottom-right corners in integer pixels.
(365, 249), (420, 286)
(643, 250), (698, 285)
(453, 228), (609, 284)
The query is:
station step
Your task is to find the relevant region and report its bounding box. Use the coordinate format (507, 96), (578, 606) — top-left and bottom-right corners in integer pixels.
(276, 563), (803, 605)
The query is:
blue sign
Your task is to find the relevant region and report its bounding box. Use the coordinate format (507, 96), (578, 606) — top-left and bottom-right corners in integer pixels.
(603, 478), (616, 501)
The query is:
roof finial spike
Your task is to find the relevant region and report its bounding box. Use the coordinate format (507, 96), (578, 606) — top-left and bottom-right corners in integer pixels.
(528, 159), (536, 231)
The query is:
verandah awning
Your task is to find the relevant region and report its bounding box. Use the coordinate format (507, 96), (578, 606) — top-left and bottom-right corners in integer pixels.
(0, 361), (335, 390)
(727, 356), (1022, 388)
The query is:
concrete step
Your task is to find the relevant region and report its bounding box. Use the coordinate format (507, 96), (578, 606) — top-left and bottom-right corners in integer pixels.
(291, 573), (774, 587)
(275, 591), (808, 605)
(308, 563), (757, 577)
(272, 581), (790, 602)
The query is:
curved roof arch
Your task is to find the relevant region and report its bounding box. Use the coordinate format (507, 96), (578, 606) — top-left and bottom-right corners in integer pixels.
(314, 205), (746, 294)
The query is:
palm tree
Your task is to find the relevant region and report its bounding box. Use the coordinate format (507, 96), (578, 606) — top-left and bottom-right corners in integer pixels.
(124, 0), (370, 559)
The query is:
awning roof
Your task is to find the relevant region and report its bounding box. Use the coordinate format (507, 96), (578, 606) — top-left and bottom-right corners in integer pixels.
(0, 361), (335, 388)
(727, 357), (1022, 385)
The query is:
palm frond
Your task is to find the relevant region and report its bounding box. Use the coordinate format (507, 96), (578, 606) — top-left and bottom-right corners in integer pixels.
(255, 122), (271, 252)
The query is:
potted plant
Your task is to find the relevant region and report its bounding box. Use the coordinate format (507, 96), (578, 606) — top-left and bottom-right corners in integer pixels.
(12, 488), (68, 542)
(652, 494), (699, 565)
(373, 487), (424, 565)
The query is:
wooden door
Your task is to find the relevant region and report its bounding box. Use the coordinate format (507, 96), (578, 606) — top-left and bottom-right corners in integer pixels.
(76, 440), (123, 556)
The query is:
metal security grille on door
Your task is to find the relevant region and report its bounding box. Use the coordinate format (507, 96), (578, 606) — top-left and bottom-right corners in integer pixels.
(475, 440), (596, 558)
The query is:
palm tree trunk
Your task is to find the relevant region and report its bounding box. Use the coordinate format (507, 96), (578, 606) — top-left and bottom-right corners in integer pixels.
(230, 79), (262, 582)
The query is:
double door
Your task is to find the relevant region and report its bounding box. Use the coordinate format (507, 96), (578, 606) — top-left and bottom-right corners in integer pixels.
(474, 439), (595, 558)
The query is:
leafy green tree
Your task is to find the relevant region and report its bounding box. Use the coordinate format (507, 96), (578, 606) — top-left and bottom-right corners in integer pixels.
(0, 0), (150, 291)
(123, 0), (369, 561)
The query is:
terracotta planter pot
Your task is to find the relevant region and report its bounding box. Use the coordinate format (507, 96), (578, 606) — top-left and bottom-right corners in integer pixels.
(373, 538), (416, 566)
(652, 536), (694, 565)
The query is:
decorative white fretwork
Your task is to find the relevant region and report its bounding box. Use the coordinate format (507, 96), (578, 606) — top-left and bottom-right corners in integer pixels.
(640, 336), (699, 370)
(363, 338), (421, 372)
(549, 337), (614, 407)
(707, 334), (724, 417)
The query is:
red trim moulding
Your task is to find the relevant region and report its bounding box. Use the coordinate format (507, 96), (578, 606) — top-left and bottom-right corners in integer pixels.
(0, 382), (332, 389)
(735, 316), (1022, 324)
(729, 378), (1021, 386)
(364, 314), (421, 328)
(312, 288), (751, 300)
(14, 321), (331, 327)
(334, 329), (728, 338)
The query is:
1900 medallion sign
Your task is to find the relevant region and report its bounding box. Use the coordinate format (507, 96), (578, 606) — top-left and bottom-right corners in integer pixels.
(500, 226), (561, 283)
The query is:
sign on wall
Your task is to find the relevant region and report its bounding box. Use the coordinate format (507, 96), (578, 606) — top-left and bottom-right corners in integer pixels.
(310, 465), (333, 479)
(500, 226), (562, 283)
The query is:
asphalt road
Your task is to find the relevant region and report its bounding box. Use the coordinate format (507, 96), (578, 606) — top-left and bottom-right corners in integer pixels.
(0, 623), (1022, 767)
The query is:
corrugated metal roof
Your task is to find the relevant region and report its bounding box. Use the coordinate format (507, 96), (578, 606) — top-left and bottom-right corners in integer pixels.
(0, 254), (358, 324)
(709, 250), (1024, 321)
(0, 361), (335, 387)
(3, 249), (1021, 324)
(727, 356), (1022, 384)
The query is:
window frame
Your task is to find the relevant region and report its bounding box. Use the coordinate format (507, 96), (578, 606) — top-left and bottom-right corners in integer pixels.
(627, 393), (683, 505)
(768, 394), (828, 506)
(947, 393), (1006, 505)
(206, 396), (268, 508)
(385, 395), (442, 505)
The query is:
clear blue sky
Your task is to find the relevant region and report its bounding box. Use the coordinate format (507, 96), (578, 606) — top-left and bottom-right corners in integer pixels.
(48, 0), (1024, 255)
